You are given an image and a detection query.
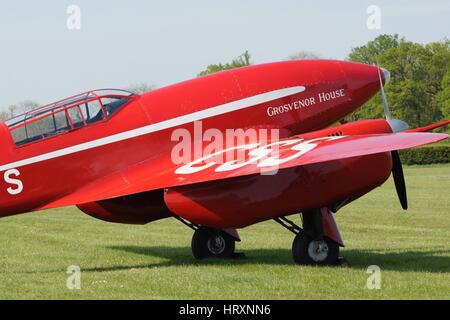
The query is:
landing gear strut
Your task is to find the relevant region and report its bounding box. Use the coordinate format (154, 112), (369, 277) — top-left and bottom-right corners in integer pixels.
(275, 209), (341, 266)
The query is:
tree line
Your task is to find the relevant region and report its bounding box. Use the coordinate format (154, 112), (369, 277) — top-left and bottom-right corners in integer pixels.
(347, 34), (449, 130)
(2, 34), (449, 133)
(196, 35), (449, 132)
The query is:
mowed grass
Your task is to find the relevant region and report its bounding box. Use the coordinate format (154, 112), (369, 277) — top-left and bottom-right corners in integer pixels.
(0, 165), (449, 300)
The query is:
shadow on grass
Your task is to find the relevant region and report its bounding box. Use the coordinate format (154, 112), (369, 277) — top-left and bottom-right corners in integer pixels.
(76, 245), (450, 274)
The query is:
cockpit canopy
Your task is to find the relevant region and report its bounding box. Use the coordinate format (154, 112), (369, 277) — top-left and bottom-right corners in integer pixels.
(5, 89), (134, 146)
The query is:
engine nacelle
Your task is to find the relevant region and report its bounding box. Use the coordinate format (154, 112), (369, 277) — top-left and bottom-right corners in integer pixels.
(164, 152), (392, 228)
(78, 189), (171, 224)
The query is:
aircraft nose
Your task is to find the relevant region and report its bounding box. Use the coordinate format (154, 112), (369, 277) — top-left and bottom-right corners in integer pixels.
(338, 61), (382, 110)
(339, 61), (380, 89)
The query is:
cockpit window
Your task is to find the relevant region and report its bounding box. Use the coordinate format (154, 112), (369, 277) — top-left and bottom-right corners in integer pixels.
(67, 106), (85, 128)
(82, 100), (105, 124)
(7, 89), (133, 147)
(101, 97), (130, 116)
(11, 110), (64, 145)
(54, 110), (71, 131)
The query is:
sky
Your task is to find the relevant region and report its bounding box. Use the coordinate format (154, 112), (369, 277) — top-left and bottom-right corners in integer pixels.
(0, 0), (449, 109)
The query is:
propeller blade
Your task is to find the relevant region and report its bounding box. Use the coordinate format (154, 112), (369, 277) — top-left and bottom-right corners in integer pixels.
(376, 64), (408, 210)
(391, 150), (408, 210)
(377, 67), (392, 120)
(376, 66), (409, 132)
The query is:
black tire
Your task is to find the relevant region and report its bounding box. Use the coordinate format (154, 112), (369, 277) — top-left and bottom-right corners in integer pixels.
(191, 227), (235, 260)
(292, 232), (339, 265)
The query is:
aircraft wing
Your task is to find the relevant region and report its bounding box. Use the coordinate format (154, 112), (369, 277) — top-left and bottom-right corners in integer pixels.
(40, 132), (448, 209)
(406, 119), (450, 133)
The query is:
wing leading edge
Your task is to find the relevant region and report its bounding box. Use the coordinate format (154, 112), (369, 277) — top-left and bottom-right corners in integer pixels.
(39, 132), (448, 210)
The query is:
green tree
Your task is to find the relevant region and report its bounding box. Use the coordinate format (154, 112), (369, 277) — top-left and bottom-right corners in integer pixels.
(347, 34), (403, 64)
(347, 35), (450, 129)
(126, 82), (155, 94)
(288, 51), (322, 60)
(0, 101), (39, 121)
(435, 68), (450, 130)
(198, 51), (251, 77)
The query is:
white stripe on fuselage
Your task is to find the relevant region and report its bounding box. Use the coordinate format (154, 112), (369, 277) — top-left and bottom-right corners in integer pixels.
(0, 86), (306, 171)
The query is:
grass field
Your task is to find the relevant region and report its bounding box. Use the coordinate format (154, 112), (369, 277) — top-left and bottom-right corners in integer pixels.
(0, 165), (449, 300)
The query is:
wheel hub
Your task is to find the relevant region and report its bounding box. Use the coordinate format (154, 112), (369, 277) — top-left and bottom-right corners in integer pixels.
(207, 234), (226, 255)
(307, 240), (329, 262)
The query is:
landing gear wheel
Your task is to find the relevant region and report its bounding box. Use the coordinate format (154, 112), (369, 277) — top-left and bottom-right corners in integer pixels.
(292, 233), (339, 265)
(191, 227), (236, 260)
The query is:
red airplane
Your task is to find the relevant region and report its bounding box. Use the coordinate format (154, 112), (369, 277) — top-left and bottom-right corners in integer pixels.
(0, 60), (448, 265)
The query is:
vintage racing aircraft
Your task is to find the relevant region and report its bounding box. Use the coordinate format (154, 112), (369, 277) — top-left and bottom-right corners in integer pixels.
(0, 60), (448, 265)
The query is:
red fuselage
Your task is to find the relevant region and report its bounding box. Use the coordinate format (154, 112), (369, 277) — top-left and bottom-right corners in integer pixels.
(0, 60), (387, 226)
